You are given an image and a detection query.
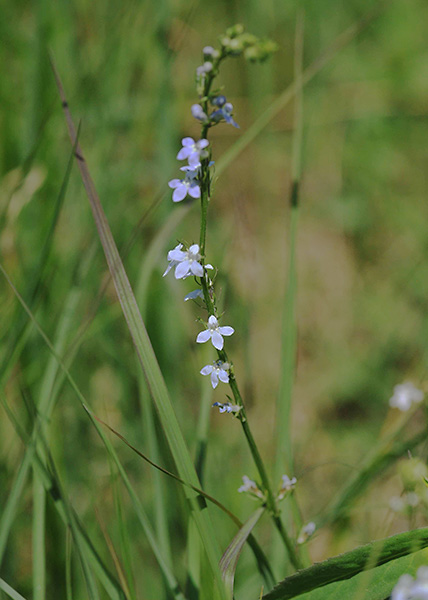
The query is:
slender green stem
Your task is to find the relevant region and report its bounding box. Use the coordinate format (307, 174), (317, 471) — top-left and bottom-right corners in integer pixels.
(194, 62), (303, 569)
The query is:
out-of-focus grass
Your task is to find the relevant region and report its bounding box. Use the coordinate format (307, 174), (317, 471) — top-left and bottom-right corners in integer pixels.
(1, 0), (428, 597)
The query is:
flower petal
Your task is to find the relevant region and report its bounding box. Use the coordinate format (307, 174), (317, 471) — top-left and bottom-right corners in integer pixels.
(200, 365), (213, 376)
(182, 137), (195, 147)
(177, 147), (191, 160)
(218, 370), (229, 383)
(184, 289), (204, 302)
(208, 315), (218, 327)
(196, 330), (211, 344)
(218, 326), (234, 336)
(211, 331), (224, 350)
(168, 179), (181, 189)
(190, 262), (204, 277)
(175, 261), (190, 279)
(168, 248), (186, 261)
(172, 186), (187, 202)
(198, 139), (209, 149)
(210, 372), (219, 389)
(188, 184), (201, 199)
(188, 153), (201, 168)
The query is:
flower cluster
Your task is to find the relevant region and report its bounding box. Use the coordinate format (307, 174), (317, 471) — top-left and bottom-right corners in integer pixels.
(391, 567), (428, 600)
(277, 474), (297, 501)
(389, 382), (424, 411)
(297, 522), (316, 544)
(238, 475), (266, 501)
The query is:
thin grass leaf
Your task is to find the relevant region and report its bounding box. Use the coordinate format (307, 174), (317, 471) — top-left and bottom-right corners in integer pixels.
(111, 474), (137, 600)
(219, 507), (265, 599)
(0, 578), (28, 600)
(66, 527), (73, 600)
(50, 57), (227, 598)
(262, 527), (428, 600)
(96, 510), (132, 600)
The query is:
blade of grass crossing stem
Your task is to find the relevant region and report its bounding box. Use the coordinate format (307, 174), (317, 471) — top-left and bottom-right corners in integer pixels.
(0, 265), (188, 600)
(50, 58), (226, 598)
(0, 578), (28, 600)
(273, 10), (308, 572)
(220, 508), (265, 599)
(215, 2), (386, 179)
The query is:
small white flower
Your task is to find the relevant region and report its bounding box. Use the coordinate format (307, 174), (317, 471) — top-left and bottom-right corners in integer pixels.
(238, 475), (258, 493)
(391, 567), (428, 600)
(200, 360), (230, 389)
(389, 382), (424, 411)
(297, 522), (316, 544)
(212, 401), (241, 414)
(203, 46), (220, 59)
(237, 475), (265, 499)
(196, 61), (213, 76)
(196, 315), (234, 350)
(278, 474), (297, 500)
(163, 243), (204, 279)
(168, 166), (201, 202)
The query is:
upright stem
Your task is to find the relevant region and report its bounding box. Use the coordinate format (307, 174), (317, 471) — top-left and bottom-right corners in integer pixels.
(194, 54), (303, 571)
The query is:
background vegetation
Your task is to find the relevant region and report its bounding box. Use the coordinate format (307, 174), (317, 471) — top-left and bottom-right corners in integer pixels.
(1, 0), (428, 598)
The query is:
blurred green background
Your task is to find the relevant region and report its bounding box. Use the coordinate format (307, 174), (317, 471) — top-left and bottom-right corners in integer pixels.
(1, 0), (428, 597)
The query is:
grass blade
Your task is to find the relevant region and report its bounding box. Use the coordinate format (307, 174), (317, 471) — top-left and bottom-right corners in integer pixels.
(219, 507), (265, 599)
(0, 578), (28, 600)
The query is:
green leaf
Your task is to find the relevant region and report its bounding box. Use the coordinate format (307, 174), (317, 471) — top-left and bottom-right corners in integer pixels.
(220, 507), (265, 598)
(297, 548), (428, 600)
(263, 527), (428, 600)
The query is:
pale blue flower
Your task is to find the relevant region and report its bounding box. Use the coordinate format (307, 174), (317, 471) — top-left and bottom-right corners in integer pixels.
(196, 315), (234, 350)
(297, 522), (316, 544)
(389, 382), (424, 411)
(237, 475), (265, 499)
(210, 95), (239, 128)
(168, 166), (201, 202)
(184, 289), (204, 302)
(200, 360), (230, 389)
(163, 243), (204, 279)
(391, 567), (428, 600)
(203, 46), (220, 59)
(177, 137), (209, 168)
(196, 61), (213, 76)
(191, 104), (208, 121)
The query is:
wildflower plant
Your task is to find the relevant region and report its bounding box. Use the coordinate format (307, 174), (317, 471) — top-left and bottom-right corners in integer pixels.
(44, 16), (428, 600)
(162, 24), (305, 570)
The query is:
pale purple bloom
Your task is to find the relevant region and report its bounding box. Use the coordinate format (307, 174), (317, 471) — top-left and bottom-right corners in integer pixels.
(196, 61), (213, 76)
(191, 104), (208, 121)
(184, 289), (204, 302)
(391, 567), (428, 599)
(177, 137), (209, 168)
(203, 46), (220, 59)
(237, 475), (265, 499)
(297, 522), (316, 544)
(163, 244), (204, 279)
(196, 315), (234, 350)
(212, 401), (241, 414)
(210, 95), (239, 128)
(168, 166), (201, 202)
(200, 360), (230, 389)
(389, 382), (424, 411)
(278, 474), (297, 500)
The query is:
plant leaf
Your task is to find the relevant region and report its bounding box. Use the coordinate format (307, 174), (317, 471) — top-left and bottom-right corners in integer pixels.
(220, 507), (265, 598)
(263, 527), (428, 599)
